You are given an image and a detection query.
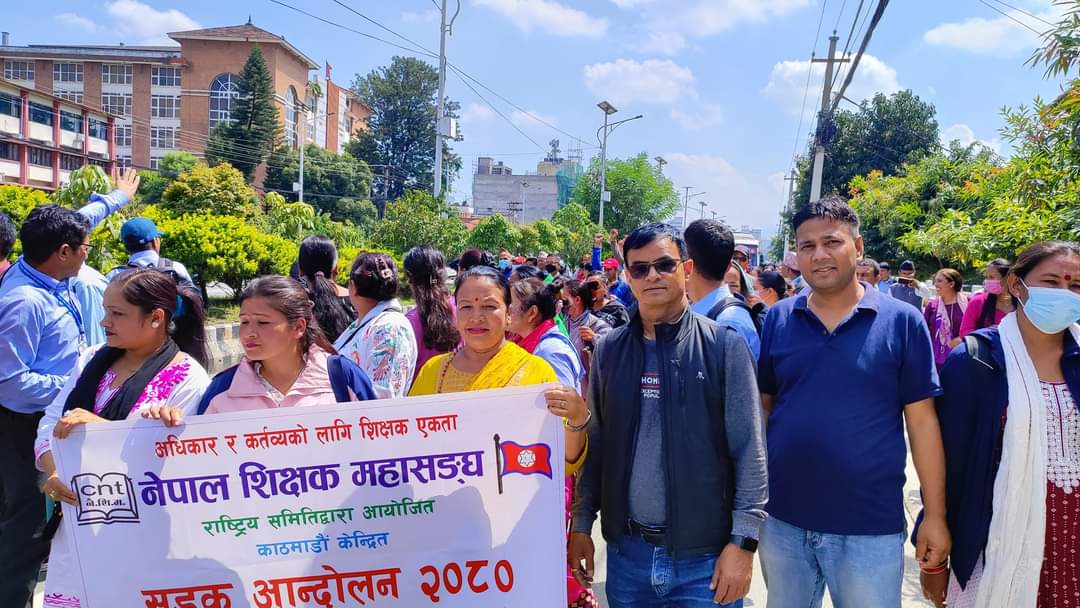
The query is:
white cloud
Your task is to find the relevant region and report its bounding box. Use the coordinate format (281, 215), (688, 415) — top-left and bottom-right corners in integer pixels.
(924, 4), (1061, 56)
(472, 0), (608, 38)
(105, 0), (199, 44)
(670, 103), (723, 129)
(941, 123), (1001, 154)
(611, 0), (657, 7)
(637, 0), (811, 56)
(663, 152), (783, 228)
(401, 9), (440, 23)
(511, 109), (559, 128)
(763, 54), (901, 117)
(584, 59), (697, 106)
(55, 13), (98, 32)
(460, 103), (497, 124)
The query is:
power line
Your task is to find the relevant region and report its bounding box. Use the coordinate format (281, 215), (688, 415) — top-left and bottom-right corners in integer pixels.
(974, 0), (1043, 34)
(447, 65), (544, 151)
(789, 0), (831, 169)
(832, 0), (866, 90)
(983, 0), (1055, 27)
(833, 0), (850, 32)
(830, 0), (890, 115)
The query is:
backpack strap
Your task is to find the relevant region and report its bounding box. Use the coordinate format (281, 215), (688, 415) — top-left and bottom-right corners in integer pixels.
(327, 355), (377, 402)
(964, 333), (996, 371)
(196, 365), (240, 414)
(707, 296), (761, 332)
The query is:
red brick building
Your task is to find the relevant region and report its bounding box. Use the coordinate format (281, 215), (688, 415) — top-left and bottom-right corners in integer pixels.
(0, 23), (371, 173)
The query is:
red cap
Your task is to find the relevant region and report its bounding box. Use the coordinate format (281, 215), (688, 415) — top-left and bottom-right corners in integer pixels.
(512, 256), (525, 265)
(602, 258), (619, 270)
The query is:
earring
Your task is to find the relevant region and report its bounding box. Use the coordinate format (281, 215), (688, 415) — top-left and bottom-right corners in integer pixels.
(151, 321), (161, 328)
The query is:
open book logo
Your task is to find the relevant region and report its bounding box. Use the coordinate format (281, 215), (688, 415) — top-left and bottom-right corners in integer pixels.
(71, 472), (140, 525)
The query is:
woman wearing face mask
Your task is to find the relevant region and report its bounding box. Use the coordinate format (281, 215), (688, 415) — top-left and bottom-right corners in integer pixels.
(565, 279), (612, 355)
(34, 270), (211, 600)
(334, 253), (417, 399)
(196, 276), (376, 414)
(915, 241), (1080, 608)
(750, 270), (787, 311)
(959, 259), (1014, 337)
(508, 278), (585, 392)
(408, 266), (592, 608)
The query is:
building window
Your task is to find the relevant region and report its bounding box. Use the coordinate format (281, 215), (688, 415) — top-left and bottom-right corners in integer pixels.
(88, 118), (108, 140)
(117, 155), (132, 170)
(28, 102), (53, 126)
(60, 153), (83, 171)
(101, 93), (132, 117)
(28, 147), (53, 167)
(101, 63), (132, 85)
(285, 86), (299, 149)
(305, 94), (315, 141)
(0, 141), (17, 161)
(114, 124), (132, 147)
(4, 60), (33, 81)
(150, 95), (180, 119)
(53, 63), (83, 83)
(149, 156), (161, 170)
(0, 92), (20, 118)
(151, 66), (181, 87)
(55, 91), (83, 104)
(208, 73), (241, 131)
(150, 126), (176, 149)
(89, 158), (107, 169)
(59, 110), (83, 134)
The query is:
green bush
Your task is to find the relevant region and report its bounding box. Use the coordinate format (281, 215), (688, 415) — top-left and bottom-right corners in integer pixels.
(161, 164), (261, 220)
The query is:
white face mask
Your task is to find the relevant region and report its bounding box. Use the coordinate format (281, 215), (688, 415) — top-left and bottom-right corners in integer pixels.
(1021, 279), (1080, 334)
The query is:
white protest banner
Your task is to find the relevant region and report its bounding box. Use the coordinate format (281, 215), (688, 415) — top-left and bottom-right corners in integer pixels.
(46, 385), (566, 608)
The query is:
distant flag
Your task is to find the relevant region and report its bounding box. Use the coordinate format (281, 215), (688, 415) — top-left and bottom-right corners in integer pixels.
(494, 433), (552, 495)
(326, 62), (332, 82)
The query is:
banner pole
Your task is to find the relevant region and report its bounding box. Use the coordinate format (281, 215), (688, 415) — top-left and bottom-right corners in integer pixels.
(494, 433), (503, 495)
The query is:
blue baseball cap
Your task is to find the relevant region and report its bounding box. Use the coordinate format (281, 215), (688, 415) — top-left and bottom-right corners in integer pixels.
(120, 217), (164, 246)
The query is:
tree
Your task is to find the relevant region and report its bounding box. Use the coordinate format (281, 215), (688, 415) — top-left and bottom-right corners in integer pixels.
(551, 202), (600, 263)
(467, 214), (521, 253)
(263, 144), (374, 221)
(571, 152), (679, 235)
(161, 164), (262, 220)
(206, 45), (281, 180)
(138, 151), (202, 204)
(348, 56), (462, 200)
(0, 186), (50, 259)
(374, 190), (468, 257)
(160, 213), (295, 299)
(532, 219), (564, 255)
(789, 90), (940, 213)
(49, 165), (129, 271)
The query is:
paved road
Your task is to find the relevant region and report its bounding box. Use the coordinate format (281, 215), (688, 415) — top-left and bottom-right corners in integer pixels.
(33, 446), (934, 608)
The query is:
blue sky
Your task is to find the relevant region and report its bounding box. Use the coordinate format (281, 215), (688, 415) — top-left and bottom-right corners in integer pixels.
(16, 0), (1067, 235)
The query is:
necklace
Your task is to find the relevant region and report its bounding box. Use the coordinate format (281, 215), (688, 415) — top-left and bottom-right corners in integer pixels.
(436, 349), (461, 393)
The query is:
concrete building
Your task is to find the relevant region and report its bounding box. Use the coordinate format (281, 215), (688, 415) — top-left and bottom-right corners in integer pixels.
(471, 152), (581, 225)
(0, 24), (370, 173)
(0, 78), (116, 190)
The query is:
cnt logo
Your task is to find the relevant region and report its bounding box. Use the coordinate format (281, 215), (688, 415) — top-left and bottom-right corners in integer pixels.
(71, 472), (140, 526)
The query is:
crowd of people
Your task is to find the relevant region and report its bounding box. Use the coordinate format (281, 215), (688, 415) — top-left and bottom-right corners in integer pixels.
(1, 174), (1079, 608)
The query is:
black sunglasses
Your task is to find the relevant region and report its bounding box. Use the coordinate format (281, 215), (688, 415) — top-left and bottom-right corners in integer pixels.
(627, 257), (684, 280)
(586, 281), (602, 290)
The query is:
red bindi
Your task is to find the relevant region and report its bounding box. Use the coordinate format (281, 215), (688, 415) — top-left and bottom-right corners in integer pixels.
(1066, 274), (1073, 281)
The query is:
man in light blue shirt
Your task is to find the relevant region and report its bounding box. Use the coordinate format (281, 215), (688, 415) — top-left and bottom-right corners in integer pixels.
(106, 217), (195, 288)
(684, 219), (761, 361)
(0, 171), (136, 607)
(877, 261), (897, 295)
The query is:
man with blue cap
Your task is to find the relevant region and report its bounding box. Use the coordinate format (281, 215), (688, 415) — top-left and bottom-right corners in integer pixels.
(108, 217), (195, 290)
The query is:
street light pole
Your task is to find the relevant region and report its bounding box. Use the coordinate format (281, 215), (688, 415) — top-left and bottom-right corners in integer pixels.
(433, 0), (448, 199)
(699, 201), (706, 219)
(597, 101), (617, 229)
(682, 187), (706, 229)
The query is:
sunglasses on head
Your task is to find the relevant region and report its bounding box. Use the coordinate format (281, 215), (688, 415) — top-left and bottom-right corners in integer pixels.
(627, 257), (684, 280)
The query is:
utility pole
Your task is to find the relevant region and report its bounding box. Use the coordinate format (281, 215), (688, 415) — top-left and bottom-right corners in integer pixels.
(298, 130), (305, 204)
(809, 34), (848, 203)
(654, 155), (667, 174)
(699, 201), (707, 219)
(682, 186), (692, 229)
(784, 168), (797, 250)
(432, 0), (448, 199)
(599, 111), (609, 228)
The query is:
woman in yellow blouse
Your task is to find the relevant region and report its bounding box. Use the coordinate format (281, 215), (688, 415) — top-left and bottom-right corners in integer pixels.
(410, 265), (588, 474)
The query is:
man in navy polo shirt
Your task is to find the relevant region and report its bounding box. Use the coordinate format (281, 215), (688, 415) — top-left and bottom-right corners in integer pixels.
(757, 196), (950, 607)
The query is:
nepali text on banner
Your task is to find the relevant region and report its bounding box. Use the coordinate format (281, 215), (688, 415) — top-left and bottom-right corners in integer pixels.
(47, 384), (566, 608)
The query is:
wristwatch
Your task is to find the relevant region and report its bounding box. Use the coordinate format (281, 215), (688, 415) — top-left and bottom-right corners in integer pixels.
(729, 535), (758, 553)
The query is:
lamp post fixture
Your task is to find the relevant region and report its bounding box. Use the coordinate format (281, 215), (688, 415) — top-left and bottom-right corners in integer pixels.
(681, 187), (706, 229)
(596, 101), (642, 228)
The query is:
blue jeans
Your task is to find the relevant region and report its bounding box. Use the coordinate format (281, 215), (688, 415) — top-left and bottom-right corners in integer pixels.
(606, 534), (743, 607)
(759, 516), (904, 608)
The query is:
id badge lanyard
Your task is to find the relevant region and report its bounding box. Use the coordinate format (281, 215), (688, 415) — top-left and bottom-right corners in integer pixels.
(19, 260), (86, 348)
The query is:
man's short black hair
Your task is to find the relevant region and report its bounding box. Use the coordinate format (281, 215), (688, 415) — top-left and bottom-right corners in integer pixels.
(792, 194), (860, 235)
(0, 212), (15, 259)
(19, 205), (90, 264)
(879, 262), (891, 271)
(123, 239), (155, 255)
(684, 219), (734, 282)
(858, 258), (881, 277)
(623, 222), (688, 261)
(900, 260), (916, 272)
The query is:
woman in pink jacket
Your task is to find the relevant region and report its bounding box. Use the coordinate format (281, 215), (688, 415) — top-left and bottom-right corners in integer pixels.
(195, 276), (376, 414)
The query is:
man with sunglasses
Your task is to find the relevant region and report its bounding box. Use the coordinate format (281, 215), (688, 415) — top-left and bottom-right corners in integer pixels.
(0, 170), (137, 607)
(570, 222), (767, 607)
